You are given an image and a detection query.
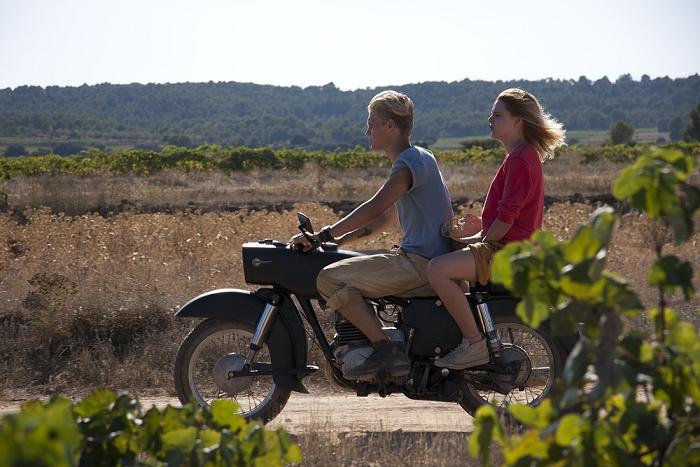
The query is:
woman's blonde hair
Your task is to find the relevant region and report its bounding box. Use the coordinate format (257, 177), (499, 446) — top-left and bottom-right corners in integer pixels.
(497, 88), (566, 161)
(368, 90), (414, 136)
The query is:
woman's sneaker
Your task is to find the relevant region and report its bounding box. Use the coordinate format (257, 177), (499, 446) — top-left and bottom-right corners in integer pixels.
(434, 337), (490, 369)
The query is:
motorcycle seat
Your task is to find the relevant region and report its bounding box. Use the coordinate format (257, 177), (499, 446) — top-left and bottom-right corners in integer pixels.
(469, 281), (512, 295)
(383, 282), (512, 301)
(390, 283), (437, 298)
(385, 282), (513, 300)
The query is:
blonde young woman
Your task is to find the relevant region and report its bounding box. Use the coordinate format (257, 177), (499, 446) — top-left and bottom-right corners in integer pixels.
(427, 88), (566, 369)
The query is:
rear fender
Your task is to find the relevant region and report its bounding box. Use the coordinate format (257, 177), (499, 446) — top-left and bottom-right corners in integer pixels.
(175, 288), (309, 393)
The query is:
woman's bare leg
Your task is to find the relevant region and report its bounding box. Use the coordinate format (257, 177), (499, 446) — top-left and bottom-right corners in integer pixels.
(427, 249), (482, 342)
(428, 249), (490, 369)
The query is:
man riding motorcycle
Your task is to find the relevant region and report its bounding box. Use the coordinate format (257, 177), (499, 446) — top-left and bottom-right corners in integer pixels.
(290, 90), (453, 381)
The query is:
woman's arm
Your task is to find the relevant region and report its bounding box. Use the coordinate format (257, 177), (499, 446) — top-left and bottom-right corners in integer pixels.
(481, 157), (528, 244)
(482, 219), (512, 243)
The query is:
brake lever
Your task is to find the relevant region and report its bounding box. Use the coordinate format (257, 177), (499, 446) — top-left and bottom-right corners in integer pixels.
(297, 226), (321, 251)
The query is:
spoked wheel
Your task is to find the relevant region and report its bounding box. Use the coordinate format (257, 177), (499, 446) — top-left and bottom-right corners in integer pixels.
(174, 319), (290, 423)
(459, 314), (565, 416)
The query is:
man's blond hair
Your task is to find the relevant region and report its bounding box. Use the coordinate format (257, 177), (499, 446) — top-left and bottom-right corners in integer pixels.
(368, 90), (414, 136)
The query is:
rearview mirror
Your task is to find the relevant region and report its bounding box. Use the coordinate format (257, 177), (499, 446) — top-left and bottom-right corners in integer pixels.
(297, 212), (315, 234)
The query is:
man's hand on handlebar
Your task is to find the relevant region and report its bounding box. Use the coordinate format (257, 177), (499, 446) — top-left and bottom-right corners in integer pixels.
(289, 231), (319, 252)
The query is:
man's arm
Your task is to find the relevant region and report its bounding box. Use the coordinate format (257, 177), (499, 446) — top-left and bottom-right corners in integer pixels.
(335, 205), (399, 246)
(326, 167), (412, 239)
(289, 168), (410, 250)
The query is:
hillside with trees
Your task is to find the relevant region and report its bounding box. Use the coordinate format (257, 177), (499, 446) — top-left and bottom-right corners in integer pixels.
(1, 74), (699, 151)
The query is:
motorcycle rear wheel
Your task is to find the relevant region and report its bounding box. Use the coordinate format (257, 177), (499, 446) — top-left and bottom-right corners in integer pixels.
(174, 318), (290, 424)
(458, 313), (565, 416)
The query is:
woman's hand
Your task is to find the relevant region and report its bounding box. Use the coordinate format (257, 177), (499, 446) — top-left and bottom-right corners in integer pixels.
(455, 232), (483, 245)
(441, 213), (481, 240)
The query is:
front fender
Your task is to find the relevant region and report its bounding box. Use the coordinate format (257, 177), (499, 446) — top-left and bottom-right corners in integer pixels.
(176, 288), (309, 393)
(176, 288), (261, 319)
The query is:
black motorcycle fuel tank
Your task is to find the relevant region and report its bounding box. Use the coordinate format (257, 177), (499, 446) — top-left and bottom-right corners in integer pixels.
(242, 240), (364, 298)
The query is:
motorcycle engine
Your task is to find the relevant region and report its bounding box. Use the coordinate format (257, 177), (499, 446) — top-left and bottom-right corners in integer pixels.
(334, 317), (407, 383)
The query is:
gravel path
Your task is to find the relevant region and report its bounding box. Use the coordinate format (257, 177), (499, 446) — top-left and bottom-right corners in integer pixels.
(0, 392), (474, 435)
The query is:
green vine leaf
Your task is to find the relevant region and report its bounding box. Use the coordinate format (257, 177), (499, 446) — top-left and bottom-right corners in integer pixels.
(648, 255), (695, 299)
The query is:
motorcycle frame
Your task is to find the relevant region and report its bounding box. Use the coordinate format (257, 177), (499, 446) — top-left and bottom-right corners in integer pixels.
(242, 285), (508, 394)
(177, 283), (578, 396)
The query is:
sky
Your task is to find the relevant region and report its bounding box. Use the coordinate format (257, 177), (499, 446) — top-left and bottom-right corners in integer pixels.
(0, 0), (698, 91)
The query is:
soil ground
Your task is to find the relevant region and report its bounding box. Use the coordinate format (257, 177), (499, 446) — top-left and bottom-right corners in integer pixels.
(0, 390), (475, 435)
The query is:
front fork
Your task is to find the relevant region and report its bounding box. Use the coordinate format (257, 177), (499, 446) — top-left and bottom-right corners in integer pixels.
(475, 299), (502, 361)
(243, 293), (281, 367)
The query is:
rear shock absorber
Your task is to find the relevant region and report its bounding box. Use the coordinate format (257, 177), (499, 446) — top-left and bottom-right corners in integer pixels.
(475, 296), (502, 362)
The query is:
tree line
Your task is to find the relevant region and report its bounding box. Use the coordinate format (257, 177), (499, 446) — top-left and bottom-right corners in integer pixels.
(1, 75), (699, 150)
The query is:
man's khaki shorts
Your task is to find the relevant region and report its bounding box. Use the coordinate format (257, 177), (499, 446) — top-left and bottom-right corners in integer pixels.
(316, 247), (430, 311)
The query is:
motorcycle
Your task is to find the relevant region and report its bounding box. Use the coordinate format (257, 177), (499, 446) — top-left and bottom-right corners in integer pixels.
(173, 213), (577, 423)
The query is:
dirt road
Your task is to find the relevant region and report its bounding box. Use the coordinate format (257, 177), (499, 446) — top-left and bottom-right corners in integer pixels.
(269, 393), (474, 434)
(0, 391), (474, 435)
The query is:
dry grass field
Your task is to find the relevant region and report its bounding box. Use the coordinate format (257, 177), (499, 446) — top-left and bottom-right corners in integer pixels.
(0, 159), (698, 466)
(1, 202), (697, 395)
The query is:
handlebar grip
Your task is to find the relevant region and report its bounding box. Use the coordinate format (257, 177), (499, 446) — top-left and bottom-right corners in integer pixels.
(298, 227), (320, 251)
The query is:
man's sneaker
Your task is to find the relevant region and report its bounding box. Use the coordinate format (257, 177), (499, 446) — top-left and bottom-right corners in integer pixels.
(434, 337), (490, 369)
(344, 340), (410, 380)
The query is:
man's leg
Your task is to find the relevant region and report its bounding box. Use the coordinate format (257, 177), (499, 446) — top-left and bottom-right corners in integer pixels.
(317, 251), (427, 332)
(335, 295), (386, 343)
(317, 251), (427, 379)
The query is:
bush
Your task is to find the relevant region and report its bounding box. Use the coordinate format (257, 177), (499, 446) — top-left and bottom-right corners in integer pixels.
(610, 120), (635, 144)
(460, 138), (501, 150)
(0, 389), (302, 466)
(1, 143), (700, 181)
(3, 145), (26, 157)
(52, 142), (86, 157)
(683, 101), (700, 142)
(470, 148), (700, 465)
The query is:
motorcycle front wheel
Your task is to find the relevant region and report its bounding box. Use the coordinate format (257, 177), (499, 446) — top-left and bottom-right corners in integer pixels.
(174, 318), (290, 423)
(458, 313), (566, 416)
